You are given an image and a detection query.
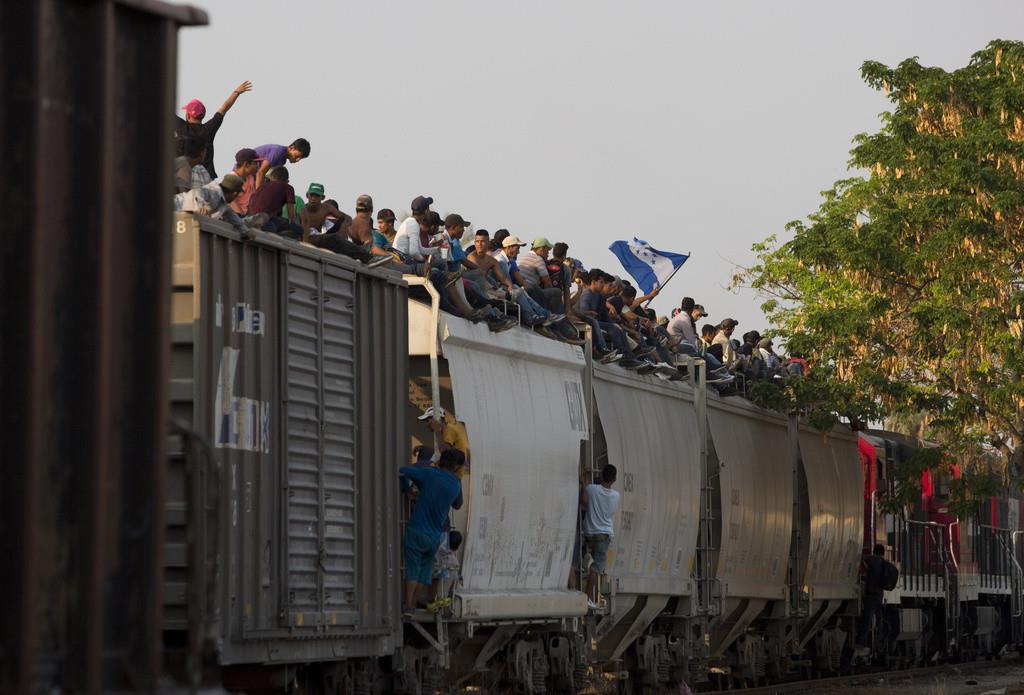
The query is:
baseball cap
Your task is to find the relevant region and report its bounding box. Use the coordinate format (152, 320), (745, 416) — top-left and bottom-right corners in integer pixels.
(694, 304), (708, 317)
(219, 174), (244, 194)
(182, 99), (206, 119)
(355, 194), (373, 212)
(234, 148), (262, 166)
(444, 213), (470, 228)
(758, 337), (773, 348)
(411, 195), (434, 213)
(417, 406), (446, 420)
(570, 257), (587, 272)
(531, 237), (552, 249)
(426, 211), (444, 227)
(502, 234), (525, 248)
(307, 182), (325, 197)
(719, 318), (739, 329)
(377, 208), (396, 222)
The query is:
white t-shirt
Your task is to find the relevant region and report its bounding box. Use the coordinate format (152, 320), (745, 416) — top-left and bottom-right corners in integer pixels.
(393, 217), (439, 261)
(667, 313), (697, 343)
(583, 484), (620, 537)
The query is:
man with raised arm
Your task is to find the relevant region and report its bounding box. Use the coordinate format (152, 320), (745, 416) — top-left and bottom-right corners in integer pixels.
(173, 80), (252, 178)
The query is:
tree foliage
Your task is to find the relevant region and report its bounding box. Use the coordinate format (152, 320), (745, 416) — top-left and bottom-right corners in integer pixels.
(738, 41), (1024, 501)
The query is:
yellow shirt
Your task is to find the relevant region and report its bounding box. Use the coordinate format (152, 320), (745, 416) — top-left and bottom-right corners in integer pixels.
(443, 421), (469, 457)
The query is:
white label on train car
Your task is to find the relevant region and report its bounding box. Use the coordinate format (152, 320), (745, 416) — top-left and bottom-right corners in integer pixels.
(214, 346), (271, 453)
(232, 302), (265, 335)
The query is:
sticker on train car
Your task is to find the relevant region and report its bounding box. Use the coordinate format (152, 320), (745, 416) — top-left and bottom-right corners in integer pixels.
(214, 346), (271, 453)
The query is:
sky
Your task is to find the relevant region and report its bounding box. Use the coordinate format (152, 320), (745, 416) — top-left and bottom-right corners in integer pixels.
(178, 1), (1023, 331)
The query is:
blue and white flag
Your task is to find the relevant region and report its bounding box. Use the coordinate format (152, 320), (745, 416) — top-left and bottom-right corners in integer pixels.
(608, 238), (689, 294)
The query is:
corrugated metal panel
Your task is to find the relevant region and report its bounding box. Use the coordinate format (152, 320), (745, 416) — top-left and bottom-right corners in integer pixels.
(707, 402), (794, 600)
(0, 2), (205, 692)
(166, 214), (404, 665)
(593, 367), (702, 596)
(354, 263), (406, 631)
(796, 427), (863, 600)
(441, 317), (588, 607)
(283, 257), (359, 626)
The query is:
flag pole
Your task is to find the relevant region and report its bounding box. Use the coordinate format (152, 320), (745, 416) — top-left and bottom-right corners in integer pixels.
(643, 253), (689, 308)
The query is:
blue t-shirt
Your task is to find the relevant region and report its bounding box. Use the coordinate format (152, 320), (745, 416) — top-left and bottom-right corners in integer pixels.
(372, 230), (390, 250)
(580, 288), (609, 321)
(400, 465), (462, 541)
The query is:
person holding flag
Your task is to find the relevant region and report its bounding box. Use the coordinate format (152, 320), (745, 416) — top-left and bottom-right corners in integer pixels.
(608, 238), (689, 299)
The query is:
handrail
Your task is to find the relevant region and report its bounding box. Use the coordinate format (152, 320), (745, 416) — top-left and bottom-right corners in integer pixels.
(404, 276), (443, 457)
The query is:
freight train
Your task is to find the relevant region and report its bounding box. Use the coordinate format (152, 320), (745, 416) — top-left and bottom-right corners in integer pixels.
(163, 214), (1024, 693)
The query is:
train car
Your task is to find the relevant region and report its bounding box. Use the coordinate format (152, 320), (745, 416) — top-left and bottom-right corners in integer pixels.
(859, 431), (1024, 666)
(163, 214), (408, 692)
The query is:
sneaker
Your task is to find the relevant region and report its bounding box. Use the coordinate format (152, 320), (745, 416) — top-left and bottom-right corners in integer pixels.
(366, 255), (392, 269)
(427, 596), (452, 614)
(637, 361), (658, 374)
(489, 317), (517, 333)
(706, 374), (734, 384)
(619, 358), (641, 370)
(634, 345), (657, 358)
(655, 372), (672, 381)
(534, 326), (556, 339)
(542, 313), (566, 327)
(586, 599), (599, 611)
(599, 351), (621, 364)
(562, 336), (586, 346)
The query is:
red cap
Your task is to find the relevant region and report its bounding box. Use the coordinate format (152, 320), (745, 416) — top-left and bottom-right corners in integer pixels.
(182, 99), (206, 119)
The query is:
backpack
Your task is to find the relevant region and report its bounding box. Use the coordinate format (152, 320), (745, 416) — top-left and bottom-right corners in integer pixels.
(880, 559), (899, 591)
(546, 259), (568, 289)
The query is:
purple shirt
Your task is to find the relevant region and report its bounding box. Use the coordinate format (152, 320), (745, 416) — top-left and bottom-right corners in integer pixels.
(255, 143), (288, 168)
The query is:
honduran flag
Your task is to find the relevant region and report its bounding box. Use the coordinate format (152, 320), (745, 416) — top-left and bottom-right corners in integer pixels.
(608, 238), (689, 294)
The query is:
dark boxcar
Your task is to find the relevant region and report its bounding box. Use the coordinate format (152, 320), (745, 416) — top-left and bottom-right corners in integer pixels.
(165, 214), (405, 683)
(1, 1), (205, 692)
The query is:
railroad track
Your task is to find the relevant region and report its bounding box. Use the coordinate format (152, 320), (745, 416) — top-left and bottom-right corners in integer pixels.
(701, 656), (1024, 694)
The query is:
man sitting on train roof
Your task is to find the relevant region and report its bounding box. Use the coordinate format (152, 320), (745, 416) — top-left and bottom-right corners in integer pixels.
(466, 230), (561, 331)
(172, 136), (210, 194)
(712, 318), (740, 368)
(173, 174), (248, 237)
(577, 270), (628, 363)
(246, 166), (302, 240)
(399, 449), (465, 616)
(224, 148), (263, 214)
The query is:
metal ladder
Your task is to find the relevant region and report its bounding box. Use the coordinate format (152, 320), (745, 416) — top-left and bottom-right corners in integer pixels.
(1000, 531), (1023, 644)
(691, 357), (719, 619)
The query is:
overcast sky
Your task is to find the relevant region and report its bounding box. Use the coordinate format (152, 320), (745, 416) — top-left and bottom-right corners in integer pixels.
(178, 1), (1021, 331)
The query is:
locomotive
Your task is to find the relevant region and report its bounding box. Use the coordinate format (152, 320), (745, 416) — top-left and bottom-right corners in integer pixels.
(164, 214), (1024, 693)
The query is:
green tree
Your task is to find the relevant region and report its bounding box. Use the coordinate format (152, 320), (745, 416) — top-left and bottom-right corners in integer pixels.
(738, 40), (1024, 508)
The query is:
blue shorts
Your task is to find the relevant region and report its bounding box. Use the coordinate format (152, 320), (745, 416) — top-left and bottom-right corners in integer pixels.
(585, 534), (611, 573)
(405, 527), (440, 585)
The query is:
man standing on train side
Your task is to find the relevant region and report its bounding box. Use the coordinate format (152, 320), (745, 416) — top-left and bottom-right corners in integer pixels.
(581, 464), (621, 606)
(857, 543), (887, 649)
(400, 449), (465, 615)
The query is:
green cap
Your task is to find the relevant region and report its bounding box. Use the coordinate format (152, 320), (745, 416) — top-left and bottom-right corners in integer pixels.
(307, 182), (325, 196)
(531, 236), (552, 249)
(219, 174), (244, 194)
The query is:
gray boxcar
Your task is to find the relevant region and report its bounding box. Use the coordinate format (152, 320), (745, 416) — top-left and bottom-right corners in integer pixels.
(165, 214), (406, 675)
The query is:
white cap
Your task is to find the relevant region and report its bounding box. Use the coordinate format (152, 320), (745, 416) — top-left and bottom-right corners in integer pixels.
(417, 406), (446, 420)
